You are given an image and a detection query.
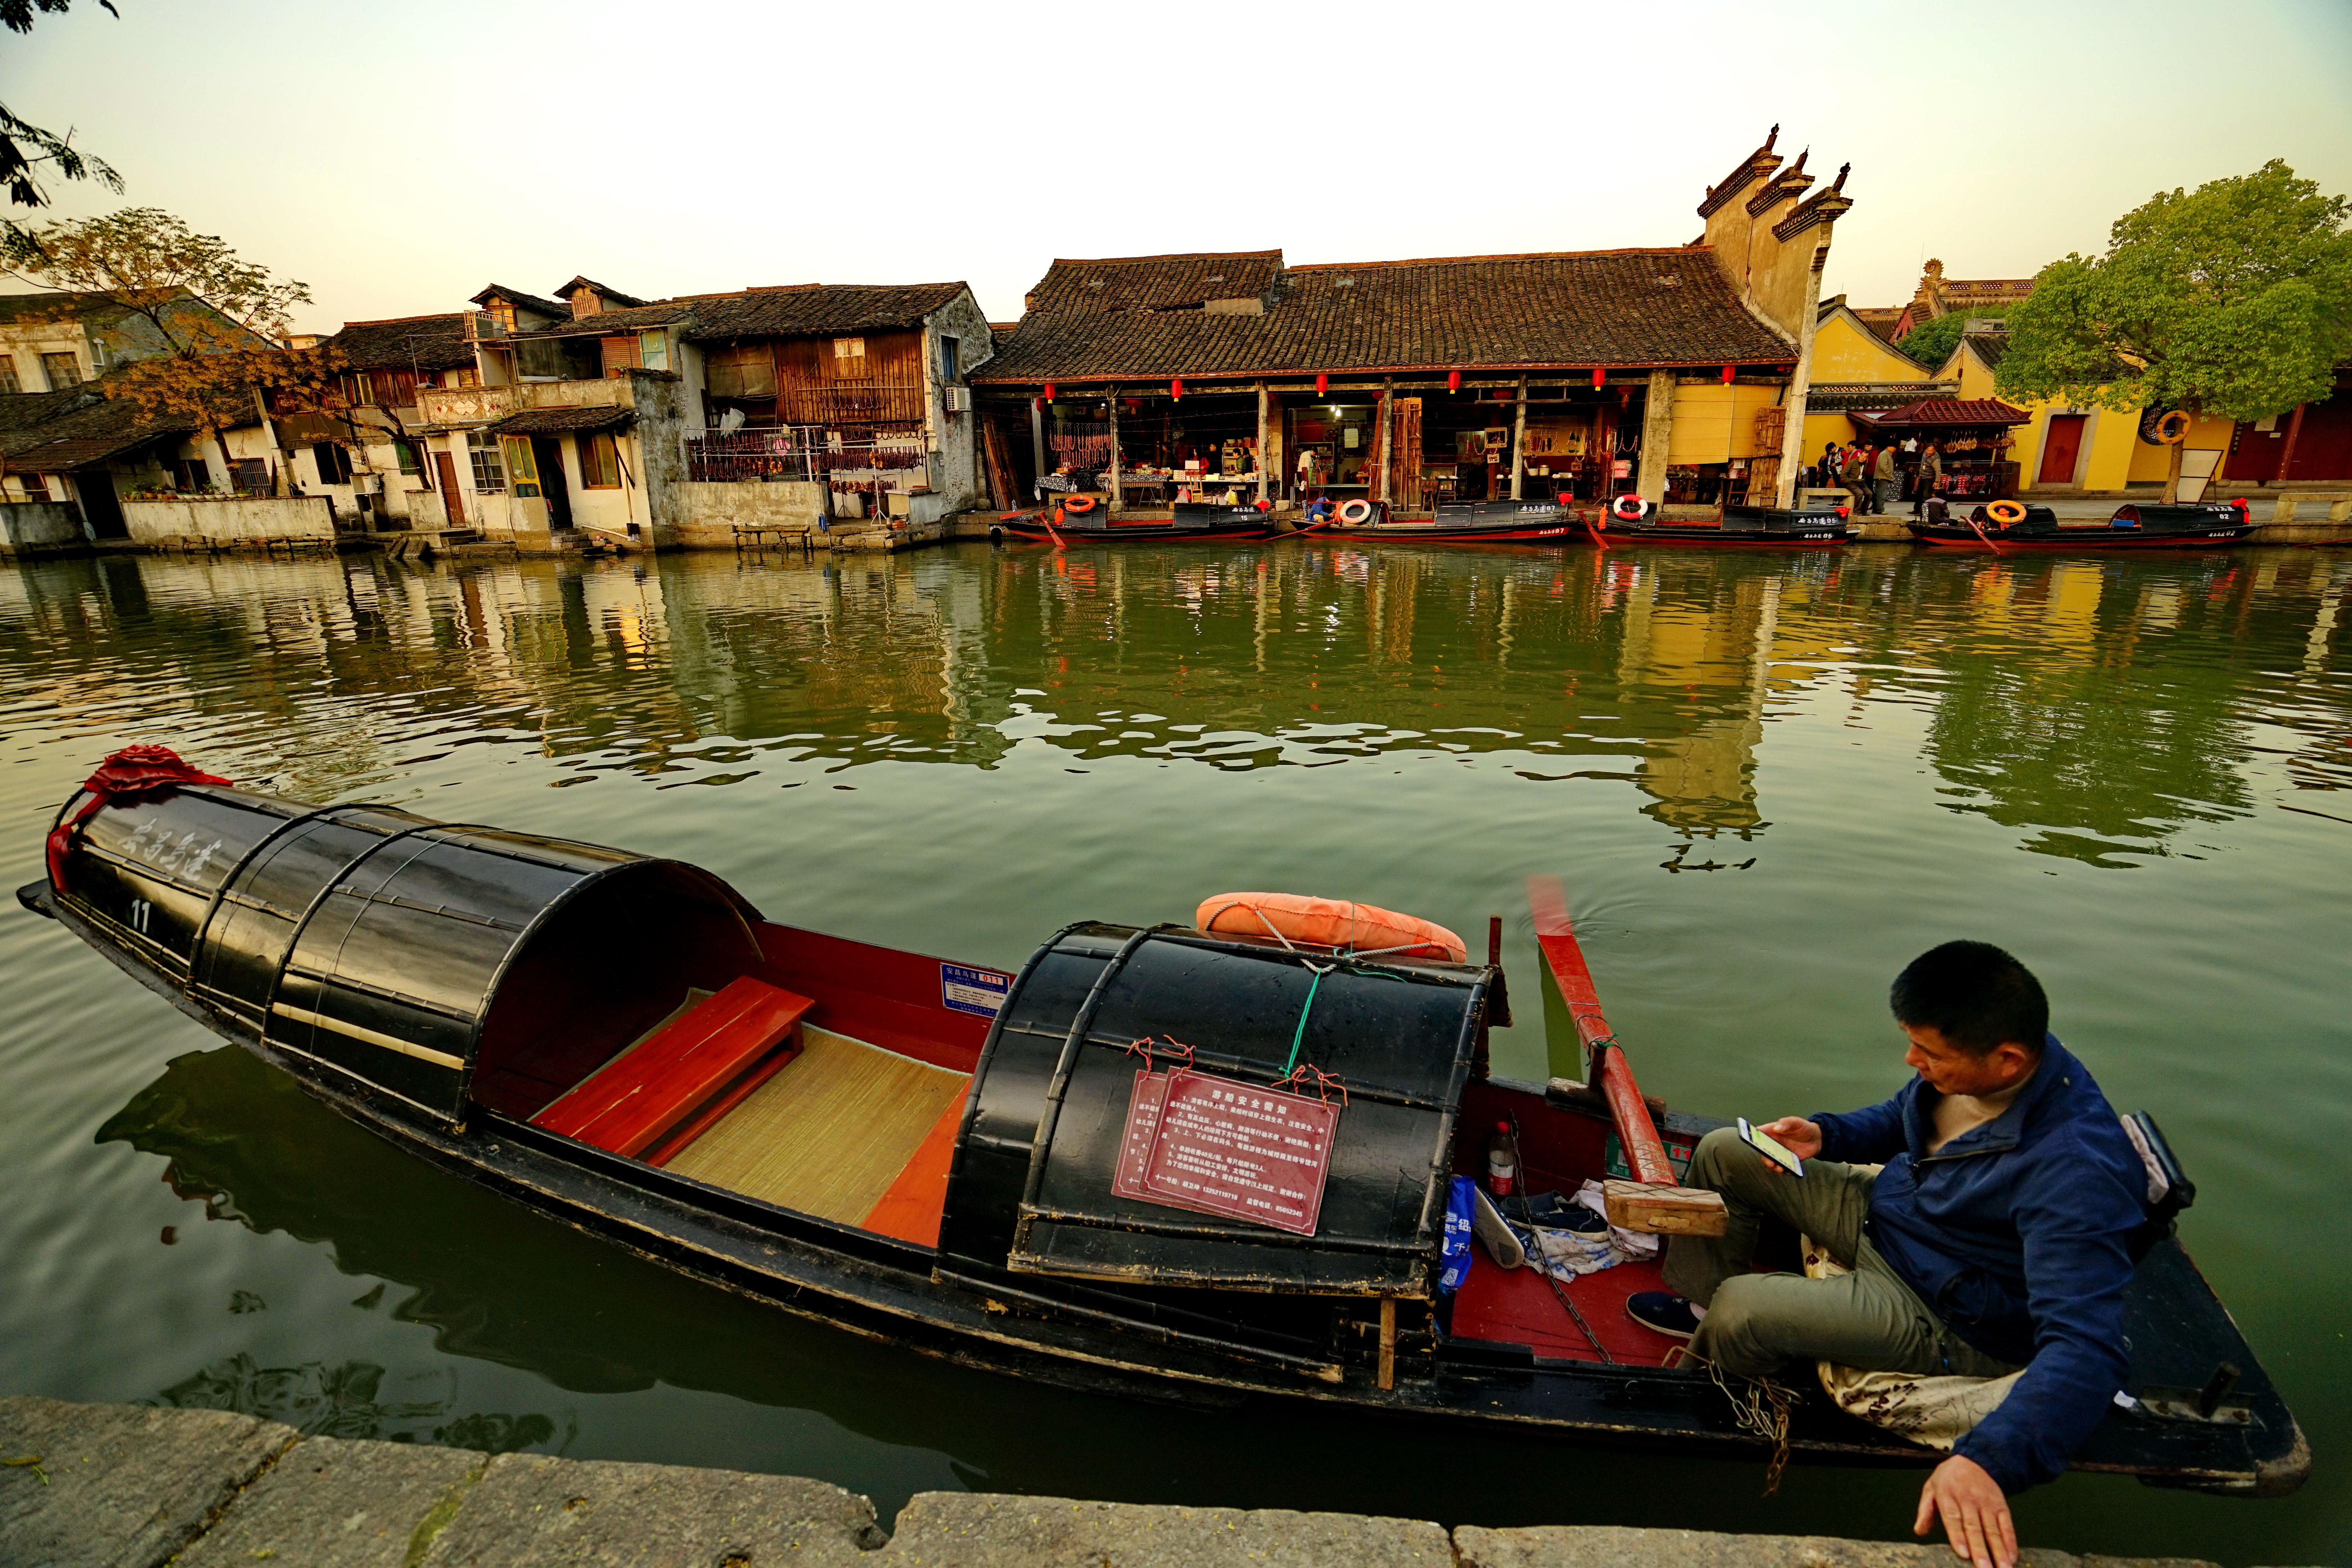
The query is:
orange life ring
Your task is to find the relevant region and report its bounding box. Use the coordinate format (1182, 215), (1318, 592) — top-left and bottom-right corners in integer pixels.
(1064, 494), (1100, 514)
(1196, 892), (1468, 963)
(1611, 494), (1650, 522)
(2152, 410), (2192, 445)
(1338, 499), (1376, 526)
(1986, 499), (2027, 526)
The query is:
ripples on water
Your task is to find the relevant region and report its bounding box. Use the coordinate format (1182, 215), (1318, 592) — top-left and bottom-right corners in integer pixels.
(1, 543), (2347, 1564)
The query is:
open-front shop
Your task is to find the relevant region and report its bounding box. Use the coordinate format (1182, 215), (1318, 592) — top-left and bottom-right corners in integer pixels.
(1849, 398), (2028, 505)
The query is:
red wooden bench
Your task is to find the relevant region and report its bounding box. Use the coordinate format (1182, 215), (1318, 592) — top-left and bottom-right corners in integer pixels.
(532, 975), (813, 1165)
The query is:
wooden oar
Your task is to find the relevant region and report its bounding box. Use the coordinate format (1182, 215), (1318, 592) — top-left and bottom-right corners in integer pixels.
(1579, 507), (1610, 551)
(1526, 876), (1726, 1236)
(1964, 512), (2004, 555)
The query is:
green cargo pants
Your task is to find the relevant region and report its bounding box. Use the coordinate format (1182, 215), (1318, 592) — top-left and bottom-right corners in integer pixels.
(1662, 1126), (2020, 1380)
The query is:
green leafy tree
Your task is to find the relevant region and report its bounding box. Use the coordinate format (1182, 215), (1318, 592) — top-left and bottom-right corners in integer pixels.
(1997, 160), (2352, 499)
(1895, 309), (2005, 374)
(3, 0), (124, 249)
(1, 207), (316, 477)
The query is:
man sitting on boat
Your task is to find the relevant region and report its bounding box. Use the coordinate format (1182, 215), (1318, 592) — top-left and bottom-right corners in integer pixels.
(1626, 942), (2146, 1568)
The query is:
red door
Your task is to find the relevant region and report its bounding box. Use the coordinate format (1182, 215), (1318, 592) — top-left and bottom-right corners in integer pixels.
(434, 452), (466, 525)
(2036, 415), (2087, 485)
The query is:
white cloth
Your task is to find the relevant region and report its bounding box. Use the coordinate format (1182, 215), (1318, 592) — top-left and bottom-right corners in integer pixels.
(1803, 1238), (2020, 1448)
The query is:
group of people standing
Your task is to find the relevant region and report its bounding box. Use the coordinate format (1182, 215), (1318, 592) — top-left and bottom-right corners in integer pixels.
(1816, 439), (1945, 516)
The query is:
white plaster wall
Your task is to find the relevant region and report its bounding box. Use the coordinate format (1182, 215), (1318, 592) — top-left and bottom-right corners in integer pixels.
(918, 291), (996, 526)
(122, 496), (336, 544)
(0, 323), (92, 390)
(670, 480), (828, 546)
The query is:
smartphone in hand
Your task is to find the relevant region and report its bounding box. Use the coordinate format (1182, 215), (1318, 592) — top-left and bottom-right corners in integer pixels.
(1738, 1117), (1805, 1177)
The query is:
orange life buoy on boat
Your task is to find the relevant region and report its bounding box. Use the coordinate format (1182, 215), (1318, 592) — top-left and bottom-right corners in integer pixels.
(1338, 499), (1376, 526)
(2152, 410), (2192, 446)
(1986, 499), (2027, 526)
(1064, 494), (1100, 514)
(1195, 892), (1468, 962)
(1611, 494), (1651, 522)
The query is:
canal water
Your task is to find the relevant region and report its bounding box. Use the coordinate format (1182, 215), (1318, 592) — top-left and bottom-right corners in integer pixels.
(0, 541), (2345, 1565)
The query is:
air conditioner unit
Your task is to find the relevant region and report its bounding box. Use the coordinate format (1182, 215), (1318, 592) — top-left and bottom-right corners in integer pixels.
(943, 385), (973, 414)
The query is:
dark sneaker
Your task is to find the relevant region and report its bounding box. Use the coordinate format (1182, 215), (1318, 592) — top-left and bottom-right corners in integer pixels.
(1626, 1291), (1703, 1340)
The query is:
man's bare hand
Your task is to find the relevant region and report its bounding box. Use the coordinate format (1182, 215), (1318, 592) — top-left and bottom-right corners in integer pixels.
(1915, 1454), (2016, 1568)
(1758, 1116), (1822, 1169)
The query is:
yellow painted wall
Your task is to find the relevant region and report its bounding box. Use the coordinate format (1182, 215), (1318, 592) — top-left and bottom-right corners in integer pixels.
(1800, 411), (1855, 464)
(1946, 339), (2239, 492)
(1810, 312), (1936, 384)
(1668, 383), (1784, 464)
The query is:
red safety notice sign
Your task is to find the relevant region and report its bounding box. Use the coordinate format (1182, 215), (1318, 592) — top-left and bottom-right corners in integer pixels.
(1112, 1067), (1338, 1236)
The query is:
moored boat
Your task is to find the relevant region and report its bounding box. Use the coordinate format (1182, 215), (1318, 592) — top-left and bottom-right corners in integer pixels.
(1602, 500), (1850, 548)
(1907, 499), (2256, 549)
(994, 500), (1295, 544)
(1322, 500), (1594, 545)
(17, 753), (2307, 1497)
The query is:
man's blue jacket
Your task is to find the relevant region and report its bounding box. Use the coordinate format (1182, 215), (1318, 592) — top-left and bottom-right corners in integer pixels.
(1811, 1036), (2147, 1495)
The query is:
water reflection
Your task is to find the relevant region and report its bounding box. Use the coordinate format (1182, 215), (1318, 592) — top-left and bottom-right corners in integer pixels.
(3, 542), (2343, 867)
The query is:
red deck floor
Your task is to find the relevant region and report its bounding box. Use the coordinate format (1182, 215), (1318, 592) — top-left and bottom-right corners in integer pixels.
(1449, 1251), (1686, 1366)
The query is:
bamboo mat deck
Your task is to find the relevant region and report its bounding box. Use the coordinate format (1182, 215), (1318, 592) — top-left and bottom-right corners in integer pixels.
(662, 1025), (970, 1226)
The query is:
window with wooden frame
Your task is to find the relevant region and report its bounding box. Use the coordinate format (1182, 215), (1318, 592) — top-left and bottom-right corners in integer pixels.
(171, 458), (210, 492)
(501, 436), (541, 496)
(0, 357), (18, 394)
(705, 343), (776, 400)
(312, 443), (353, 485)
(832, 336), (866, 367)
(577, 430), (621, 489)
(395, 441), (425, 479)
(40, 351), (82, 390)
(601, 335), (642, 377)
(467, 431), (506, 493)
(490, 302), (517, 332)
(638, 331), (668, 372)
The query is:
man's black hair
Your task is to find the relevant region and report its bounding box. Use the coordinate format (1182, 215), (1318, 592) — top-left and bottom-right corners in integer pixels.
(1890, 941), (2048, 1055)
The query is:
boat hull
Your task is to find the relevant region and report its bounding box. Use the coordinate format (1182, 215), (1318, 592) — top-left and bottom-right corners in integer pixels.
(1907, 524), (2256, 549)
(1601, 523), (1848, 548)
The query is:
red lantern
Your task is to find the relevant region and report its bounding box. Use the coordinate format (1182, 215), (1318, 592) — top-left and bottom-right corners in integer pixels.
(1171, 377), (1184, 400)
(1316, 372), (1328, 397)
(1591, 367), (1604, 390)
(1720, 365), (1735, 385)
(1044, 381), (1056, 402)
(1447, 369), (1462, 393)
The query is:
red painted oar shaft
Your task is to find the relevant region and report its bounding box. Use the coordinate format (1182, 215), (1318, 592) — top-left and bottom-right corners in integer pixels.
(1527, 876), (1677, 1187)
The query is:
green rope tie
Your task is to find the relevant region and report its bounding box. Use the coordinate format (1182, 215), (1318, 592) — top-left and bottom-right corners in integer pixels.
(1283, 965), (1327, 1076)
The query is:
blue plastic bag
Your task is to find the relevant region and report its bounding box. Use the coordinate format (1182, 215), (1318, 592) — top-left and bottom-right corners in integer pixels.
(1438, 1175), (1476, 1294)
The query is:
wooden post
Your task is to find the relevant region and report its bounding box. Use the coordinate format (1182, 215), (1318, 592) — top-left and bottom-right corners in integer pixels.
(1107, 389), (1123, 513)
(1637, 370), (1675, 505)
(1377, 1296), (1397, 1391)
(1526, 875), (1726, 1237)
(1028, 397), (1046, 499)
(1376, 379), (1394, 504)
(2276, 402), (2308, 488)
(1510, 377), (1528, 500)
(1256, 383), (1269, 504)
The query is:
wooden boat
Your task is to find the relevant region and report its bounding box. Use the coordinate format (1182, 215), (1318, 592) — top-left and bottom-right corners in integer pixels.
(1907, 501), (2256, 549)
(18, 764), (2307, 1497)
(993, 502), (1296, 544)
(1320, 500), (1594, 545)
(1603, 502), (1849, 548)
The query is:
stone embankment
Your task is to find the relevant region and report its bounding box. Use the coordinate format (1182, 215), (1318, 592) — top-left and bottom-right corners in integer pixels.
(0, 1397), (2310, 1568)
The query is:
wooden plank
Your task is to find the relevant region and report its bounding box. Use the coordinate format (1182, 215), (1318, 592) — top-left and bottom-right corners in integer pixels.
(1526, 876), (1677, 1188)
(1602, 1179), (1728, 1237)
(862, 1085), (971, 1246)
(1378, 1296), (1397, 1390)
(533, 976), (812, 1154)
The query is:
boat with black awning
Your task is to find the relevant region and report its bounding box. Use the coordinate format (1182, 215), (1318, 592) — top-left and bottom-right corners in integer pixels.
(1320, 500), (1592, 545)
(17, 753), (2306, 1499)
(1602, 500), (1850, 548)
(994, 501), (1296, 544)
(1907, 500), (2256, 549)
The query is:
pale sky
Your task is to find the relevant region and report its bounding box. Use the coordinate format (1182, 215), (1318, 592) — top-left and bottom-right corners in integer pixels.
(13, 0), (2352, 337)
